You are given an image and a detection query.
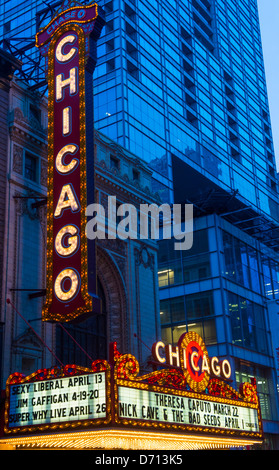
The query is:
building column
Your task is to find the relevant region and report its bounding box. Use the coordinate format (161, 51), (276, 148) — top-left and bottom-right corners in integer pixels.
(0, 49), (21, 385)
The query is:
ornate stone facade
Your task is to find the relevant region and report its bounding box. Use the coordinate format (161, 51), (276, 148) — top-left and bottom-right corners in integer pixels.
(0, 73), (50, 384)
(94, 130), (161, 367)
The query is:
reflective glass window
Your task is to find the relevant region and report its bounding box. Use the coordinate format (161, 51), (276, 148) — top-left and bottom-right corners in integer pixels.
(222, 231), (260, 293)
(235, 362), (275, 421)
(227, 291), (268, 354)
(160, 291), (216, 346)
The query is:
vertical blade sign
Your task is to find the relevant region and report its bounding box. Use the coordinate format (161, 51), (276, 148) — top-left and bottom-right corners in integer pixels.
(36, 3), (105, 322)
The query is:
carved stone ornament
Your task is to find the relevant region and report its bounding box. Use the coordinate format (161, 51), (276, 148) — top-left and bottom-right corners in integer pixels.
(12, 144), (23, 175)
(135, 245), (154, 270)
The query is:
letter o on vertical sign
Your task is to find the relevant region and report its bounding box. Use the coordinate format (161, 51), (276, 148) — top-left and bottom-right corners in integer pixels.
(36, 4), (105, 322)
(54, 269), (80, 301)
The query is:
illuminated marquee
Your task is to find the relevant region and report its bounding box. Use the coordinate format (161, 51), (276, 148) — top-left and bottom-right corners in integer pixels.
(36, 3), (105, 322)
(112, 332), (263, 443)
(152, 331), (232, 392)
(4, 332), (263, 447)
(5, 361), (111, 434)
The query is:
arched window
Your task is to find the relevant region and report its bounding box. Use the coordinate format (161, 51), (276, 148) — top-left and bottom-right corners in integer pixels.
(55, 277), (107, 367)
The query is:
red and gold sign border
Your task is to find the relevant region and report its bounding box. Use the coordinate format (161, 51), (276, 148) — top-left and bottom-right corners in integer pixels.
(42, 23), (92, 322)
(35, 3), (99, 48)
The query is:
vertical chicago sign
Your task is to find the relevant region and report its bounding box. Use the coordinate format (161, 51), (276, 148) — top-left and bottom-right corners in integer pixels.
(36, 2), (105, 322)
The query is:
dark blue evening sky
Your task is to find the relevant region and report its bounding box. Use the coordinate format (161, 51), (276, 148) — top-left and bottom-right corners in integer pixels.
(258, 0), (279, 168)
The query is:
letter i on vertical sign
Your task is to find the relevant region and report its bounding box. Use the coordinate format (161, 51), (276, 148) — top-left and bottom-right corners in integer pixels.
(36, 3), (105, 322)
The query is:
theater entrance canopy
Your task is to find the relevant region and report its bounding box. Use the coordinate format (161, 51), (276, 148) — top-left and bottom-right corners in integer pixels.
(0, 332), (263, 450)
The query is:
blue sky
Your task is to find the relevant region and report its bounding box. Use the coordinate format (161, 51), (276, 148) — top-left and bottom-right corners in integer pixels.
(257, 0), (279, 168)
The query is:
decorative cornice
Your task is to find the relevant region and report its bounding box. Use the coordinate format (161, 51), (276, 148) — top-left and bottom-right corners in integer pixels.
(94, 129), (153, 175)
(9, 107), (48, 147)
(95, 159), (160, 204)
(12, 328), (43, 351)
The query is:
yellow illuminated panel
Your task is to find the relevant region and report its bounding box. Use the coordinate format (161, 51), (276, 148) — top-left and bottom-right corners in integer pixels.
(117, 385), (260, 434)
(9, 372), (106, 427)
(0, 429), (263, 450)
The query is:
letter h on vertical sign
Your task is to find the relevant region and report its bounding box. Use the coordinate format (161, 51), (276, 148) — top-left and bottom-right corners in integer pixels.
(36, 3), (105, 322)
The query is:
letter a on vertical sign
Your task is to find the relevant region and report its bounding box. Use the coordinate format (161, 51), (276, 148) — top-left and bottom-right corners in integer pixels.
(36, 2), (105, 322)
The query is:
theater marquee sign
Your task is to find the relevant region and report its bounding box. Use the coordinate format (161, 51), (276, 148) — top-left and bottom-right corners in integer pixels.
(6, 364), (110, 431)
(35, 2), (105, 322)
(3, 332), (263, 449)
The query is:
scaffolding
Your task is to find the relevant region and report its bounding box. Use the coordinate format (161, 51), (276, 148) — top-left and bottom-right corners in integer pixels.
(0, 0), (62, 93)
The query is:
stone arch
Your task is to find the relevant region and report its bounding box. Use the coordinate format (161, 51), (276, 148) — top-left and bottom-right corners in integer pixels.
(96, 245), (127, 354)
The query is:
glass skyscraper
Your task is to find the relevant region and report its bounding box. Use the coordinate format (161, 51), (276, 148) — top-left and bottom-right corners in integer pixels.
(1, 0), (278, 214)
(1, 0), (279, 448)
(94, 0), (278, 217)
(94, 2), (279, 448)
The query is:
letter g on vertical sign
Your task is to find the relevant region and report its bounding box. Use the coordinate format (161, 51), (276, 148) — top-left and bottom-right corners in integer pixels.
(36, 4), (105, 322)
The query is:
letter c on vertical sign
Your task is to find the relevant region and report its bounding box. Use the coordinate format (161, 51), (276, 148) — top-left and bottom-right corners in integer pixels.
(55, 34), (77, 62)
(55, 144), (79, 174)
